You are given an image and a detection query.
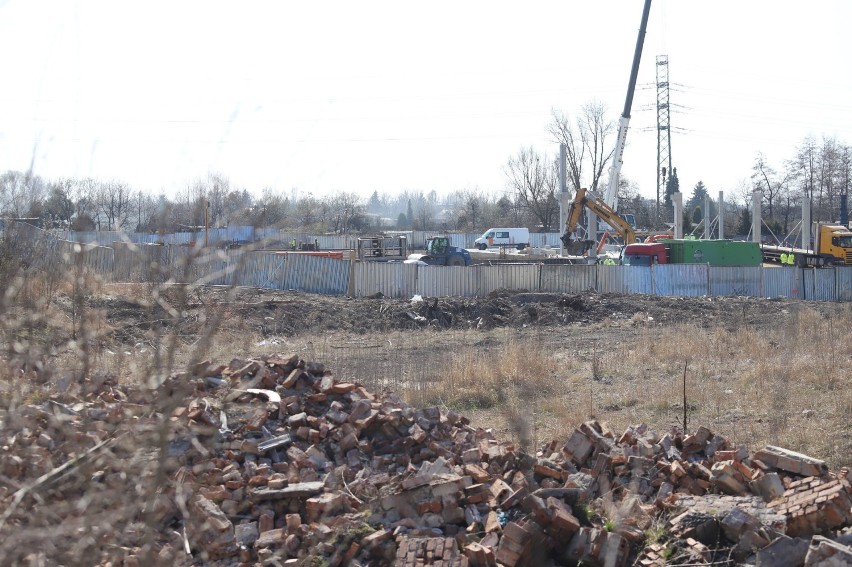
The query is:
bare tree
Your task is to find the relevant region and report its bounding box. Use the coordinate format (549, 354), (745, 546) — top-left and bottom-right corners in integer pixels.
(816, 137), (846, 221)
(790, 137), (819, 220)
(775, 164), (801, 237)
(405, 191), (434, 231)
(0, 170), (47, 218)
(222, 189), (254, 225)
(547, 101), (615, 193)
(504, 147), (559, 231)
(618, 178), (654, 230)
(448, 188), (491, 231)
(97, 181), (133, 230)
(43, 180), (75, 226)
(293, 193), (321, 231)
(840, 144), (852, 201)
(751, 152), (790, 220)
(321, 192), (365, 233)
(133, 191), (159, 232)
(71, 178), (101, 230)
(251, 188), (290, 228)
(207, 174), (229, 226)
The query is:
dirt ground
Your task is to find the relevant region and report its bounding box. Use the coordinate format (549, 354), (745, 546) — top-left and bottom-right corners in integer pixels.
(92, 284), (835, 343)
(26, 284), (849, 470)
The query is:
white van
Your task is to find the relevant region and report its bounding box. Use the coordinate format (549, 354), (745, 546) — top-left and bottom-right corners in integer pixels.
(474, 228), (530, 250)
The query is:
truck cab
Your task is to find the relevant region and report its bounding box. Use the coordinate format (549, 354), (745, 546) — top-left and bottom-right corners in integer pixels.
(818, 224), (852, 264)
(621, 242), (667, 265)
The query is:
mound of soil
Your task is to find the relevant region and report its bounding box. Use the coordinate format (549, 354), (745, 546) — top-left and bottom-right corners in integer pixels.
(87, 286), (826, 345)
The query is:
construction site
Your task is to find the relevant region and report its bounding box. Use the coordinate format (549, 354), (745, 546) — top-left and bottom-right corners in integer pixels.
(2, 1), (852, 566)
(0, 273), (850, 566)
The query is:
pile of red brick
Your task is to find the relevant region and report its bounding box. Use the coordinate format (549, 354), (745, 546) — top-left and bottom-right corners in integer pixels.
(1, 353), (850, 566)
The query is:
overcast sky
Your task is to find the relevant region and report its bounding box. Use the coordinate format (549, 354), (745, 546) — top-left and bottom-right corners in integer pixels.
(2, 0), (850, 204)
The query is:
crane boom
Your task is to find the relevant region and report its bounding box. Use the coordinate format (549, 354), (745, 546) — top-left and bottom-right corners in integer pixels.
(602, 0), (652, 210)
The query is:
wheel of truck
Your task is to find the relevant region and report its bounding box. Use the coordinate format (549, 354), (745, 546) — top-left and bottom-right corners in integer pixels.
(517, 244), (526, 251)
(478, 243), (487, 250)
(448, 256), (465, 267)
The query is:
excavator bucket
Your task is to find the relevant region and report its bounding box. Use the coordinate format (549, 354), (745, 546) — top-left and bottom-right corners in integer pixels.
(562, 237), (595, 256)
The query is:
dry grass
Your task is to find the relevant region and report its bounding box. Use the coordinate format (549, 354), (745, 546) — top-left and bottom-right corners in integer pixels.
(382, 304), (852, 469)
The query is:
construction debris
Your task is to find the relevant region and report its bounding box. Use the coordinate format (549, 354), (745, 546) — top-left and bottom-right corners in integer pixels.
(1, 354), (850, 566)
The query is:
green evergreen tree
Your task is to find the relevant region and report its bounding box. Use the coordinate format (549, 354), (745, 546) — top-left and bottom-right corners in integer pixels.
(687, 181), (716, 220)
(692, 205), (702, 225)
(664, 167), (680, 210)
(682, 211), (693, 235)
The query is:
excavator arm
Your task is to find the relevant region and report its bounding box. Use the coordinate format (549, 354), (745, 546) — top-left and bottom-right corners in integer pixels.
(561, 188), (636, 250)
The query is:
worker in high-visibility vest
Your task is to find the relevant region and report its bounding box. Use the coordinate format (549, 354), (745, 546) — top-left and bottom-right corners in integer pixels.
(780, 252), (789, 265)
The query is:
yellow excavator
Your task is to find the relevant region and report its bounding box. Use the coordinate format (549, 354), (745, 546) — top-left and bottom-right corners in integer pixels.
(560, 188), (637, 255)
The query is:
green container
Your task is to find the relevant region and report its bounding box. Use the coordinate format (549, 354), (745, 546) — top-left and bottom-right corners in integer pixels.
(664, 239), (762, 266)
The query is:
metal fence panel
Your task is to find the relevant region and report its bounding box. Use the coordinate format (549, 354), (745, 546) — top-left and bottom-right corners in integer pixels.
(409, 231), (429, 250)
(802, 269), (814, 300)
(762, 267), (802, 299)
(354, 262), (417, 298)
(596, 265), (652, 294)
(416, 265), (480, 297)
(281, 254), (349, 295)
(837, 267), (852, 301)
(799, 268), (839, 300)
(497, 264), (539, 292)
(208, 252), (235, 286)
(157, 246), (211, 284)
(470, 265), (500, 296)
(623, 266), (654, 294)
(254, 253), (289, 289)
(595, 266), (644, 294)
(79, 244), (114, 275)
(529, 233), (547, 248)
(652, 264), (709, 296)
(812, 268), (836, 301)
(221, 252), (287, 289)
(597, 265), (628, 294)
(49, 240), (115, 276)
(539, 265), (597, 293)
(709, 266), (762, 297)
(112, 242), (171, 282)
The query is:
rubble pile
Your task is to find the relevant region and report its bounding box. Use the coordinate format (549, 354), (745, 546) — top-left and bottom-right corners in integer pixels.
(1, 354), (850, 566)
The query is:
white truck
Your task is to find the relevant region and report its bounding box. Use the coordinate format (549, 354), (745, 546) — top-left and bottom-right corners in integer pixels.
(474, 228), (530, 251)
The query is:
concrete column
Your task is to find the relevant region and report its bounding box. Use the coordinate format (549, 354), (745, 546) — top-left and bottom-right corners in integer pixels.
(752, 189), (763, 243)
(704, 194), (711, 239)
(718, 191), (725, 240)
(559, 144), (568, 256)
(673, 192), (683, 239)
(802, 194), (811, 250)
(587, 213), (598, 260)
